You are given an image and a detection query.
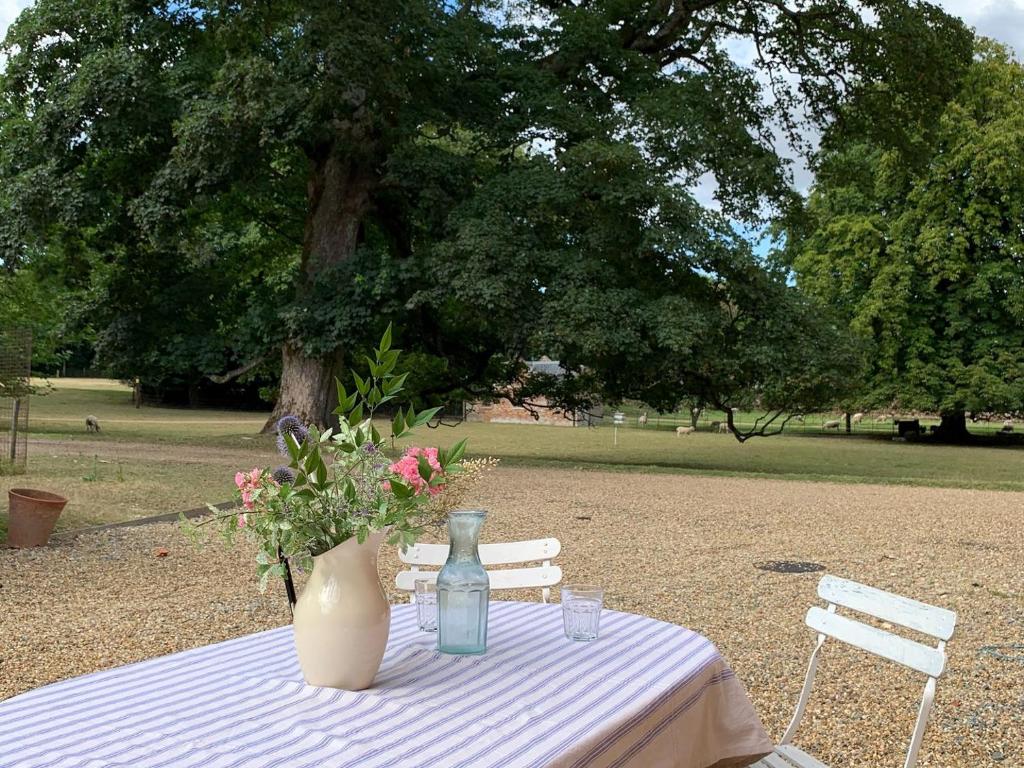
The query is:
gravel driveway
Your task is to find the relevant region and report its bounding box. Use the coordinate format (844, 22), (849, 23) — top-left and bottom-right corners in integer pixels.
(2, 467), (1021, 767)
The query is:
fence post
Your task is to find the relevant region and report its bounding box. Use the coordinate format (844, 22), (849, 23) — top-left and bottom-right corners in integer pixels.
(8, 397), (19, 463)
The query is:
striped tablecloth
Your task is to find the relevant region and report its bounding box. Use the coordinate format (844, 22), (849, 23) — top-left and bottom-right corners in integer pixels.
(0, 601), (772, 768)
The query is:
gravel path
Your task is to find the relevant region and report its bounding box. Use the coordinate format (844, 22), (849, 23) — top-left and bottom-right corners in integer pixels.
(2, 467), (1021, 767)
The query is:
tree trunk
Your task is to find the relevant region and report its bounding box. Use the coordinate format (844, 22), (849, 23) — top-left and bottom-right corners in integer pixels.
(264, 149), (372, 432)
(935, 410), (970, 442)
(845, 412), (851, 433)
(267, 343), (342, 428)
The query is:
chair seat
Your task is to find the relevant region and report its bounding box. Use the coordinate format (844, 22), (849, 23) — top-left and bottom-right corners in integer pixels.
(753, 744), (829, 768)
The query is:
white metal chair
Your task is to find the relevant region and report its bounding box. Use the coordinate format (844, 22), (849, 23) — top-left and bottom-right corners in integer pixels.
(395, 538), (562, 603)
(754, 575), (956, 768)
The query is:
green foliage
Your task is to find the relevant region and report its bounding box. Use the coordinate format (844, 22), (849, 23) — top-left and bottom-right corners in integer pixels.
(0, 0), (974, 424)
(188, 326), (467, 586)
(791, 42), (1024, 417)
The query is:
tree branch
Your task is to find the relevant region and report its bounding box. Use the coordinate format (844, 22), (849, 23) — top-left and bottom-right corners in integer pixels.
(207, 354), (268, 384)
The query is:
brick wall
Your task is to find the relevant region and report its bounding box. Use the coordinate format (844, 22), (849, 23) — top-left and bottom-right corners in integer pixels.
(465, 397), (578, 427)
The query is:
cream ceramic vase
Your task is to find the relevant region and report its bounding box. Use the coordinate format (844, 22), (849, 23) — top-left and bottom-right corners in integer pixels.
(292, 529), (391, 690)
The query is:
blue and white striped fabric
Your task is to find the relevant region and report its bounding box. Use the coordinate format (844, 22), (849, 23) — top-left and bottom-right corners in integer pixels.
(0, 602), (771, 768)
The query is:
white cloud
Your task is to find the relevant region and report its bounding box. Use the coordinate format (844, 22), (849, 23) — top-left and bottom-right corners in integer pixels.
(1, 0), (32, 42)
(939, 0), (1024, 56)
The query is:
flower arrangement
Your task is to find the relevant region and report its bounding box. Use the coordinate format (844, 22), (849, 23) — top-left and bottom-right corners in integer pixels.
(191, 326), (492, 588)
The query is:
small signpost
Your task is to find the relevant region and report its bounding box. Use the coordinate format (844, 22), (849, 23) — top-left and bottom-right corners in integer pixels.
(613, 411), (625, 446)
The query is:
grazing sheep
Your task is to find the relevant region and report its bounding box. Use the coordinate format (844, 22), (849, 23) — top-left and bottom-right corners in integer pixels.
(1002, 419), (1014, 433)
(793, 414), (804, 423)
(717, 421), (730, 433)
(638, 412), (648, 427)
(675, 426), (695, 435)
(822, 419), (841, 430)
(851, 412), (864, 425)
(874, 413), (890, 422)
(85, 415), (101, 433)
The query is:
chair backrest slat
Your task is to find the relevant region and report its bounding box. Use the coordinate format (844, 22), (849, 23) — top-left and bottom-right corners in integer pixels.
(399, 538), (562, 567)
(805, 606), (946, 677)
(396, 565), (563, 593)
(396, 537), (562, 602)
(818, 575), (956, 641)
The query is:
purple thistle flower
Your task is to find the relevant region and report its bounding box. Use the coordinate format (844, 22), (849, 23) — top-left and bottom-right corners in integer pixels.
(275, 415), (309, 455)
(362, 443), (378, 455)
(272, 466), (297, 485)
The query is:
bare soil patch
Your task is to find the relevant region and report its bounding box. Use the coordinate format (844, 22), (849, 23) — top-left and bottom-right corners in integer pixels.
(2, 467), (1021, 767)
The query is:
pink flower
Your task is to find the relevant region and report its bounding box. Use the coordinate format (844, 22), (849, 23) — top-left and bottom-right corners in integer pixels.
(389, 446), (445, 496)
(237, 513), (248, 528)
(234, 467), (263, 511)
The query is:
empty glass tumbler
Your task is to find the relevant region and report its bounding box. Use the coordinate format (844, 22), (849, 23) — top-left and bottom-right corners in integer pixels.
(562, 585), (604, 641)
(415, 579), (438, 632)
(437, 510), (490, 654)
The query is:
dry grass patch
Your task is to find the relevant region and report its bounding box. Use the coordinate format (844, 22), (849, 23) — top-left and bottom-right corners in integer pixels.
(2, 467), (1022, 767)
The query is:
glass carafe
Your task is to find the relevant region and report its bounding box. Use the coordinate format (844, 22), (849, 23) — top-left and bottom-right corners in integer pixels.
(436, 510), (490, 654)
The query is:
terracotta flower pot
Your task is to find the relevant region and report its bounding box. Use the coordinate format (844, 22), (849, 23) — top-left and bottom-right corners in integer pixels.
(6, 489), (69, 548)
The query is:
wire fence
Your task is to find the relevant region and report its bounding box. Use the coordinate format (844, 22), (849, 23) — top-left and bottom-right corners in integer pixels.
(0, 328), (32, 474)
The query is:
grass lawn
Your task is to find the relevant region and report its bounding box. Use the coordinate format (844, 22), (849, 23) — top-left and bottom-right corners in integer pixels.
(4, 378), (1024, 532)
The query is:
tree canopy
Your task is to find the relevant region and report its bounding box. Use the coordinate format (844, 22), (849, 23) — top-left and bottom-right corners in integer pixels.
(0, 0), (973, 433)
(790, 42), (1024, 436)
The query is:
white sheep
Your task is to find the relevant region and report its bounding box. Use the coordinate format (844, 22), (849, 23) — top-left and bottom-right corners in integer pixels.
(675, 426), (696, 435)
(638, 412), (648, 427)
(1002, 419), (1014, 433)
(85, 415), (101, 433)
(851, 412), (864, 425)
(717, 422), (730, 433)
(822, 419), (840, 430)
(874, 413), (890, 422)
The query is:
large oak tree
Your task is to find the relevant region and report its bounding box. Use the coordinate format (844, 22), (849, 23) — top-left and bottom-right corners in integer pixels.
(0, 0), (972, 431)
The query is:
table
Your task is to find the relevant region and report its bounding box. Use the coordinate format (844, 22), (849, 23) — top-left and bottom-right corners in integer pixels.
(0, 601), (772, 768)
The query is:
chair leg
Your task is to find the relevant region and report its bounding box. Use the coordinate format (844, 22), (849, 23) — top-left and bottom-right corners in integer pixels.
(780, 632), (826, 745)
(903, 677), (937, 768)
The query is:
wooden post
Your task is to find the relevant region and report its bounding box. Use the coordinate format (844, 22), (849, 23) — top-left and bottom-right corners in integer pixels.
(9, 397), (20, 463)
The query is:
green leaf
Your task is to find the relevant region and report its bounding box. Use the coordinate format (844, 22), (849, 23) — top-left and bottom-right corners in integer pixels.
(417, 453), (434, 482)
(413, 406), (442, 426)
(447, 438), (467, 465)
(285, 432), (302, 462)
(353, 371), (369, 397)
(383, 371), (409, 396)
(348, 402), (364, 425)
(379, 323), (392, 353)
(380, 349), (399, 375)
(392, 407), (404, 438)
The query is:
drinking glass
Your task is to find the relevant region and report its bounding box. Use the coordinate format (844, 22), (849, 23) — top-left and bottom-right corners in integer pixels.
(561, 585), (604, 641)
(415, 579), (438, 632)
